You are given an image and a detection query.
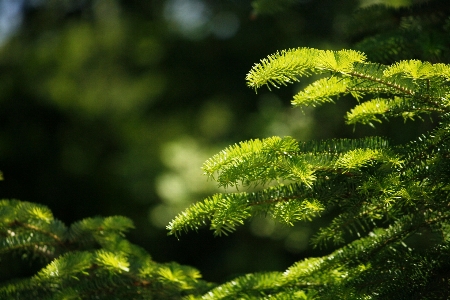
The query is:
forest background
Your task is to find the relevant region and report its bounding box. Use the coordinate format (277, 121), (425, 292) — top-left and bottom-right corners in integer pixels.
(0, 0), (432, 283)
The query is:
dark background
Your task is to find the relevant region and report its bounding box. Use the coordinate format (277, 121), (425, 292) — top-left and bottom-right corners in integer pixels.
(0, 0), (433, 283)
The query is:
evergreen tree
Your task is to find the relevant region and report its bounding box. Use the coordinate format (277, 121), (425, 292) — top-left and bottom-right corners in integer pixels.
(2, 0), (450, 298)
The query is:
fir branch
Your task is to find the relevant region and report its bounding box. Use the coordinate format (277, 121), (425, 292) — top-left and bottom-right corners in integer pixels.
(246, 48), (366, 92)
(170, 38), (450, 297)
(316, 49), (367, 74)
(199, 272), (284, 300)
(167, 193), (252, 237)
(169, 136), (403, 237)
(167, 183), (330, 237)
(0, 200), (213, 299)
(346, 97), (392, 125)
(292, 76), (349, 107)
(246, 48), (322, 91)
(298, 136), (391, 153)
(202, 136), (306, 188)
(250, 47), (450, 127)
(348, 63), (415, 96)
(334, 148), (401, 171)
(384, 60), (436, 79)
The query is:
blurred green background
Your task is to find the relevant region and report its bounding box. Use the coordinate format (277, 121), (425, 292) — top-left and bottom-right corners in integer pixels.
(0, 0), (432, 283)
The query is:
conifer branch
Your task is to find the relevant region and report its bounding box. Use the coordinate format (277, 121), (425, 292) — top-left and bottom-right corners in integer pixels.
(170, 34), (450, 297)
(0, 200), (213, 299)
(247, 47), (450, 127)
